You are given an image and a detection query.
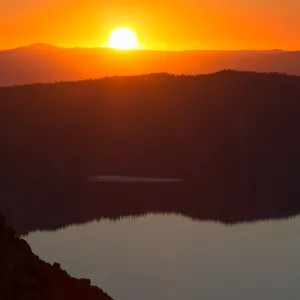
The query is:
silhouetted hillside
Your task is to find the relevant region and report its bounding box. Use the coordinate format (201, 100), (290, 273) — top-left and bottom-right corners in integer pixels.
(0, 213), (113, 300)
(1, 71), (300, 233)
(1, 44), (300, 86)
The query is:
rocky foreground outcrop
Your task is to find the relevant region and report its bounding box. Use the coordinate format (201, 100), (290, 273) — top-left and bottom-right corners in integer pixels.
(0, 213), (113, 300)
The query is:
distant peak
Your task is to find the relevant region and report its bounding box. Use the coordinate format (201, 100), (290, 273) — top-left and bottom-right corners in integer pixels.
(26, 43), (58, 50)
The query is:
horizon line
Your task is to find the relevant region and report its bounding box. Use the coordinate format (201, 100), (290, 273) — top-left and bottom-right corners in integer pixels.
(1, 43), (299, 53)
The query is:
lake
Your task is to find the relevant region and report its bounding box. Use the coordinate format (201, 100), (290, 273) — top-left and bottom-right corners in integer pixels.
(24, 213), (300, 300)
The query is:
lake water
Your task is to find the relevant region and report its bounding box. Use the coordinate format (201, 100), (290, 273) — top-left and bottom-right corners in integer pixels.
(24, 213), (300, 300)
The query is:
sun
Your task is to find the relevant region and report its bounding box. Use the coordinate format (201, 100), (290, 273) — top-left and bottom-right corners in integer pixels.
(108, 28), (138, 50)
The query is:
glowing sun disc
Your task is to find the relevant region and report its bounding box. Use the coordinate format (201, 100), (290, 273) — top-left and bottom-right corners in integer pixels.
(108, 28), (138, 50)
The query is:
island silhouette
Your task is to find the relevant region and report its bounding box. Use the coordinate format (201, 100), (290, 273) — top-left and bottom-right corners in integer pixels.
(1, 71), (299, 235)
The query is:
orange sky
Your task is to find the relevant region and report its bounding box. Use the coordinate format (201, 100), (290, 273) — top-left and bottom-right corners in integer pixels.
(1, 0), (300, 50)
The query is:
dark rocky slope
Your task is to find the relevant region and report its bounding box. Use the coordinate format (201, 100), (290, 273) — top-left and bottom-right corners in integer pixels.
(0, 213), (113, 300)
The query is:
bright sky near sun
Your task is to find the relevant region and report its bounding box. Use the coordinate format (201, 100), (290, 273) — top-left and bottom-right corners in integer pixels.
(1, 0), (300, 50)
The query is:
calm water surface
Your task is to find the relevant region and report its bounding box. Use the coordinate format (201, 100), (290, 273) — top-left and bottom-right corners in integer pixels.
(24, 214), (300, 300)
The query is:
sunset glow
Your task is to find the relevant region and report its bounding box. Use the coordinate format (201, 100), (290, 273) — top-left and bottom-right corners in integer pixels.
(1, 0), (300, 51)
(108, 28), (138, 50)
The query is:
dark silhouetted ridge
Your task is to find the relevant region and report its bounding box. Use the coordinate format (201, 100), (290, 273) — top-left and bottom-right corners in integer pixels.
(0, 71), (300, 234)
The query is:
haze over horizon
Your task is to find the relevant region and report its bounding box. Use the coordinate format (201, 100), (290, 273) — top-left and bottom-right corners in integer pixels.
(1, 42), (296, 52)
(1, 44), (300, 87)
(1, 42), (297, 52)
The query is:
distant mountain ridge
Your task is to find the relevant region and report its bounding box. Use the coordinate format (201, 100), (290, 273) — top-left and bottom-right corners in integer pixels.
(1, 44), (300, 86)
